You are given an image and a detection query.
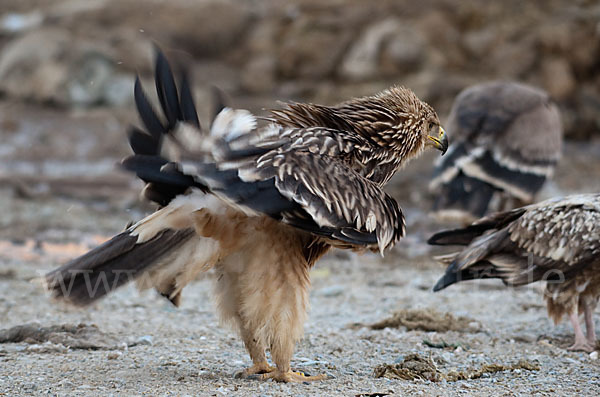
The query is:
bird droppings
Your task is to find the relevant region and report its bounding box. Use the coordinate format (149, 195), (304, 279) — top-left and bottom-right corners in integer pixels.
(375, 355), (539, 382)
(369, 308), (478, 333)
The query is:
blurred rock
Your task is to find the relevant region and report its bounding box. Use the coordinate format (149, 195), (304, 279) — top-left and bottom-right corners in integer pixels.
(0, 27), (148, 106)
(541, 58), (576, 100)
(241, 55), (277, 94)
(157, 1), (252, 58)
(491, 39), (537, 78)
(416, 11), (462, 69)
(381, 25), (426, 75)
(341, 19), (425, 80)
(278, 15), (353, 79)
(0, 28), (69, 102)
(65, 52), (126, 106)
(0, 0), (598, 139)
(341, 19), (399, 80)
(462, 28), (497, 58)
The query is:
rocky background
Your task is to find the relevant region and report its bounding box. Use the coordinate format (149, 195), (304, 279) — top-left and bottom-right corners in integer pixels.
(0, 0), (598, 138)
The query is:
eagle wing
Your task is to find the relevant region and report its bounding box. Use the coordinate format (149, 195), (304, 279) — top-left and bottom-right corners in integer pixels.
(430, 194), (600, 290)
(122, 53), (405, 254)
(176, 126), (405, 254)
(430, 82), (562, 218)
(506, 195), (600, 266)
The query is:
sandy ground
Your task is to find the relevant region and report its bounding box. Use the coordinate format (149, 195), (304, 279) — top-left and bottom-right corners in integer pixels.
(1, 104), (600, 396)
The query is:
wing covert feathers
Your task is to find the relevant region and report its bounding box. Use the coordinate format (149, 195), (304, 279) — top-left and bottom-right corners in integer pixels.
(431, 194), (600, 291)
(122, 50), (406, 252)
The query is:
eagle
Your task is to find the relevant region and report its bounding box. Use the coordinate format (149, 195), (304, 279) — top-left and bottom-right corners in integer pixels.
(429, 194), (600, 352)
(429, 81), (562, 224)
(45, 51), (448, 382)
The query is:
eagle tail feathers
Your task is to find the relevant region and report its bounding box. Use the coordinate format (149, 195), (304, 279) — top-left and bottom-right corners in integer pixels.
(44, 228), (195, 306)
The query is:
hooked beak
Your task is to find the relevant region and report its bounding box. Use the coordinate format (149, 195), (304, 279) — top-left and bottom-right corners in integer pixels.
(427, 126), (448, 155)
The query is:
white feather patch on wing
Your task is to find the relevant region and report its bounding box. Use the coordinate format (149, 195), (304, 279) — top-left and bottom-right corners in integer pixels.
(365, 211), (377, 232)
(129, 191), (226, 243)
(492, 151), (554, 177)
(429, 146), (486, 190)
(461, 160), (534, 202)
(210, 108), (257, 141)
(173, 124), (205, 152)
(430, 208), (477, 224)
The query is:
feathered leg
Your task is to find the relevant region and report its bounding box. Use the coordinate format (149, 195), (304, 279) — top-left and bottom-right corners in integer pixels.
(215, 219), (327, 382)
(260, 335), (327, 382)
(567, 311), (595, 352)
(253, 258), (326, 383)
(234, 325), (274, 378)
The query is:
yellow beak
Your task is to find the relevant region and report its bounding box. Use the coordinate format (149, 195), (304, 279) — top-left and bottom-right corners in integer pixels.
(428, 126), (448, 155)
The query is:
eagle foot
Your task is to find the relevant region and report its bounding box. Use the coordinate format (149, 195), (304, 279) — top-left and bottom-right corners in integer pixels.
(235, 362), (275, 379)
(567, 341), (596, 352)
(255, 369), (327, 383)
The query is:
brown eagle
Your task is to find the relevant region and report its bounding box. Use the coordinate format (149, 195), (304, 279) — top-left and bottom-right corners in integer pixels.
(45, 51), (448, 382)
(430, 194), (600, 351)
(429, 81), (562, 224)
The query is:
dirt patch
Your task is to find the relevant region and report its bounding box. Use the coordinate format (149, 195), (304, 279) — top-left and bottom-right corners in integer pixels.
(374, 354), (540, 382)
(369, 308), (478, 333)
(0, 323), (121, 350)
(0, 269), (16, 279)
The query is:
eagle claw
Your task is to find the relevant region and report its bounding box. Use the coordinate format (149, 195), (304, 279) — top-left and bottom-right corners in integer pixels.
(235, 362), (275, 379)
(567, 341), (596, 353)
(256, 370), (327, 383)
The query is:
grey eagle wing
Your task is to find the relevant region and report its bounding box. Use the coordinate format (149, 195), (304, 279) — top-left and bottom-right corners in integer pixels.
(430, 82), (563, 220)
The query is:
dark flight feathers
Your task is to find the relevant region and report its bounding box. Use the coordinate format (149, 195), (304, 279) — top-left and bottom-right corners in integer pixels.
(122, 50), (405, 251)
(46, 229), (195, 305)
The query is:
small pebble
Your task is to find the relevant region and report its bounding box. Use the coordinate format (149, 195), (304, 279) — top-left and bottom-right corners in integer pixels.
(136, 335), (153, 346)
(107, 352), (122, 360)
(319, 285), (345, 297)
(590, 351), (598, 360)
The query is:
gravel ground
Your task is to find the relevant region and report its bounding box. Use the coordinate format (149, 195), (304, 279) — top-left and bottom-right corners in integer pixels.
(1, 104), (600, 396)
(2, 244), (600, 396)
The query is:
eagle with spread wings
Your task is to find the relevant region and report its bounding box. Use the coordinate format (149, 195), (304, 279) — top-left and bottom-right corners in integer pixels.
(430, 194), (600, 351)
(45, 51), (448, 382)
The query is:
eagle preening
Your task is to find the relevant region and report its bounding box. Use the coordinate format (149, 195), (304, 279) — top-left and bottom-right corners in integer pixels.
(430, 194), (600, 352)
(429, 81), (562, 224)
(45, 51), (448, 382)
